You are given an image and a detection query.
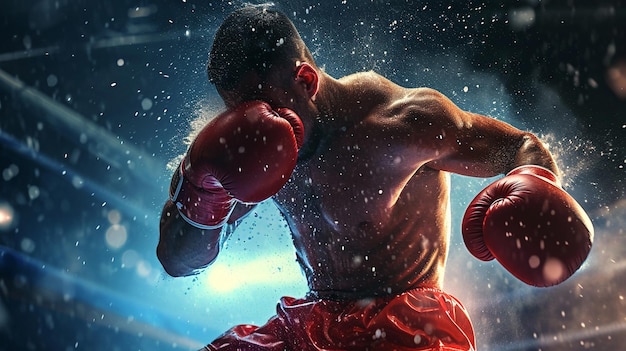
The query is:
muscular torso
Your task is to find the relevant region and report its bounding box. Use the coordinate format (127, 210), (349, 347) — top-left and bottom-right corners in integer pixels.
(273, 75), (452, 298)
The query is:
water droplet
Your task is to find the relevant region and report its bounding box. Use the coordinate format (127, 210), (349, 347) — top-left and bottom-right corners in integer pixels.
(413, 334), (422, 344)
(528, 255), (541, 268)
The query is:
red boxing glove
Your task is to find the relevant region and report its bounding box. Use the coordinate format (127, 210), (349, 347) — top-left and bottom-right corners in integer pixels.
(462, 165), (594, 287)
(171, 100), (304, 229)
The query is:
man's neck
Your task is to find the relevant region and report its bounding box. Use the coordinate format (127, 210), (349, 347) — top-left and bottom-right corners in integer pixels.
(315, 71), (389, 129)
(296, 71), (391, 163)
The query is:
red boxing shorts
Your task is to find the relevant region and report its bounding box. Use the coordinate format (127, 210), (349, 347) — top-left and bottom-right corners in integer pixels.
(203, 287), (476, 351)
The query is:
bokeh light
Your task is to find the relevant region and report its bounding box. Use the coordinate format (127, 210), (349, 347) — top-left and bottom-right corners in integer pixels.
(105, 224), (127, 250)
(0, 202), (16, 231)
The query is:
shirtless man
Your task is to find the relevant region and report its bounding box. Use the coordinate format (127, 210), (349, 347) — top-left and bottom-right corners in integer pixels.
(157, 6), (593, 350)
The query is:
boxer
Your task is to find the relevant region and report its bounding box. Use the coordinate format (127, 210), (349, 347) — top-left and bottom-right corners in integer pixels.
(157, 6), (593, 350)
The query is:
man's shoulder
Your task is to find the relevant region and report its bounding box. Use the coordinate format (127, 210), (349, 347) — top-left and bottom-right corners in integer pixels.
(341, 72), (454, 123)
(341, 70), (395, 92)
(394, 86), (446, 104)
(383, 87), (450, 118)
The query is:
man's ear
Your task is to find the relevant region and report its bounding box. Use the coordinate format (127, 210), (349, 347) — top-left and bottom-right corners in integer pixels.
(295, 62), (319, 100)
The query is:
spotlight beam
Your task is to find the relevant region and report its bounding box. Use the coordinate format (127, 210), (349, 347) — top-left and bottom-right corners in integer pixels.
(0, 245), (207, 349)
(0, 30), (199, 63)
(0, 130), (154, 221)
(0, 69), (164, 189)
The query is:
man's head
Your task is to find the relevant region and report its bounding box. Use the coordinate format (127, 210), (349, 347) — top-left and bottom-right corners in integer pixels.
(207, 6), (318, 107)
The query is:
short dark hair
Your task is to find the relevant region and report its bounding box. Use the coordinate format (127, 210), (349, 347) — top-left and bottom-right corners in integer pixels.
(207, 6), (313, 92)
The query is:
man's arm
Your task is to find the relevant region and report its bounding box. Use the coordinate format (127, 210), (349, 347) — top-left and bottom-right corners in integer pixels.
(157, 199), (253, 277)
(402, 89), (592, 287)
(156, 101), (304, 277)
(403, 88), (558, 177)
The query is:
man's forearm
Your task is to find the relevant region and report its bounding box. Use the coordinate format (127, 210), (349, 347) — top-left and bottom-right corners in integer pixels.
(157, 200), (223, 277)
(512, 133), (560, 177)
